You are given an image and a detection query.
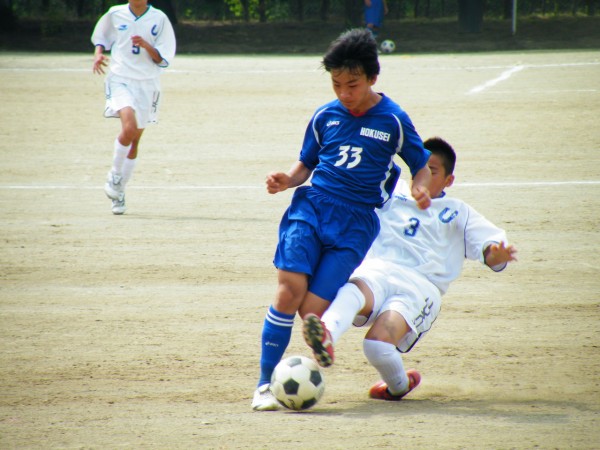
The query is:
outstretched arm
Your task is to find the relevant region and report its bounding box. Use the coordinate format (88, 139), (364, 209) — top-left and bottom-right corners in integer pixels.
(266, 161), (312, 194)
(484, 241), (518, 269)
(92, 45), (108, 74)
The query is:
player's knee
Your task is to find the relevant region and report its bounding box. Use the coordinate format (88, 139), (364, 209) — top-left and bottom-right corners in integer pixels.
(297, 296), (329, 318)
(365, 312), (407, 344)
(364, 327), (393, 344)
(274, 282), (304, 314)
(122, 125), (138, 142)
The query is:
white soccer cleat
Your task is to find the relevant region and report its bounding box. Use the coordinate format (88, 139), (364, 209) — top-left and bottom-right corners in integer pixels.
(251, 384), (280, 411)
(111, 194), (126, 215)
(104, 170), (123, 200)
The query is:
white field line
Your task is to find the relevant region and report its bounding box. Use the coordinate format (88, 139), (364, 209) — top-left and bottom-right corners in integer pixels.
(465, 61), (600, 95)
(1, 61), (599, 74)
(0, 185), (263, 190)
(447, 61), (600, 71)
(468, 65), (525, 94)
(476, 89), (598, 94)
(0, 181), (599, 190)
(0, 67), (316, 74)
(0, 68), (90, 72)
(457, 181), (600, 187)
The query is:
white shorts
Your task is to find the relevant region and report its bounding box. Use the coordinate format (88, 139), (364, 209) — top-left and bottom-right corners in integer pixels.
(351, 259), (442, 353)
(104, 73), (161, 129)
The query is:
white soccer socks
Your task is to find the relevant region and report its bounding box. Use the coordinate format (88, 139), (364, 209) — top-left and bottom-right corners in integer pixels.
(121, 157), (137, 186)
(322, 282), (366, 345)
(363, 339), (409, 395)
(111, 138), (131, 174)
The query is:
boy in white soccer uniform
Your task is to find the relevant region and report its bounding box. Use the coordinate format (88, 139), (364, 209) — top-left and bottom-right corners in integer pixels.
(303, 137), (518, 401)
(92, 0), (176, 214)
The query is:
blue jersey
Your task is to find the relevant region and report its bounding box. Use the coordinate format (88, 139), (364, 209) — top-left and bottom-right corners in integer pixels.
(299, 94), (430, 208)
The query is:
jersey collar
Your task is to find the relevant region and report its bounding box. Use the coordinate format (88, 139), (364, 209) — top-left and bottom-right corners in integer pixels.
(129, 5), (150, 19)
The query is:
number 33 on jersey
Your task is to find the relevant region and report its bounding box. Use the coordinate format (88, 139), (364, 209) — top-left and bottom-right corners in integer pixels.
(299, 94), (431, 208)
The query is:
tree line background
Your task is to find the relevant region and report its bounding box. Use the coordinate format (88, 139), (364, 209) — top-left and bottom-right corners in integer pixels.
(1, 0), (598, 27)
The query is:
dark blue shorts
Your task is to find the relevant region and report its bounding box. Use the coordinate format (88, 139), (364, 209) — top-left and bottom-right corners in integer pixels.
(274, 186), (380, 302)
(365, 0), (385, 27)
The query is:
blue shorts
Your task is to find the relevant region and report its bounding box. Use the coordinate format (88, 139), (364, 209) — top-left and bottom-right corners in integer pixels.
(365, 0), (385, 28)
(274, 186), (380, 302)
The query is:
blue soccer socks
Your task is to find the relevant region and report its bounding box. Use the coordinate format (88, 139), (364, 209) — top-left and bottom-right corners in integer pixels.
(258, 306), (295, 386)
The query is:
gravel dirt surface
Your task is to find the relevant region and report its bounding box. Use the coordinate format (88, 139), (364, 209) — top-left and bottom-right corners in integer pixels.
(1, 48), (599, 448)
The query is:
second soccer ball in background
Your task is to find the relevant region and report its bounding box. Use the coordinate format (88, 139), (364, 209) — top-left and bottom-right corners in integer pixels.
(380, 39), (396, 54)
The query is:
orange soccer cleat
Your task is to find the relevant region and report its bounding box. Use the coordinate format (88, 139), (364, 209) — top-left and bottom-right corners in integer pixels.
(369, 369), (421, 401)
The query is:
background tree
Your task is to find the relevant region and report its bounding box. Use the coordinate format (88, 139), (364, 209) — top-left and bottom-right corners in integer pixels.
(1, 0), (598, 24)
(149, 0), (178, 24)
(0, 0), (17, 31)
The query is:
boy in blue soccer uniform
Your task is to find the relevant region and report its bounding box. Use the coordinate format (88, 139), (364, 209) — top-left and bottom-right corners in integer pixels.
(252, 28), (432, 411)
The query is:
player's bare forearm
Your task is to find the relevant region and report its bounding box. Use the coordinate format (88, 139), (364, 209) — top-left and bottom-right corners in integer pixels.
(266, 172), (291, 194)
(484, 242), (518, 267)
(411, 166), (432, 209)
(92, 45), (108, 74)
(131, 36), (163, 64)
(266, 161), (311, 194)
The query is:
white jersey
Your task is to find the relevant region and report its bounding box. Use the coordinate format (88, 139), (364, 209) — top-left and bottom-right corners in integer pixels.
(91, 4), (176, 81)
(364, 179), (508, 295)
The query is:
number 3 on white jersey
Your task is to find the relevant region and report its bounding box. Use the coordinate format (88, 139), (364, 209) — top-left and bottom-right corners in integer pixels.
(335, 145), (363, 169)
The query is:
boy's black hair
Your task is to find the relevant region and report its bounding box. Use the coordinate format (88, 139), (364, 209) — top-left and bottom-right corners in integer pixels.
(424, 137), (456, 175)
(322, 28), (380, 79)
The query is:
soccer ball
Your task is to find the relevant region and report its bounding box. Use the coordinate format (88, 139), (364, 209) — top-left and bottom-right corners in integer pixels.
(380, 39), (396, 54)
(270, 355), (325, 410)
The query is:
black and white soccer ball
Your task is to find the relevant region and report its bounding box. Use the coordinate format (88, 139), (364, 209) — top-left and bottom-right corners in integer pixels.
(270, 355), (325, 410)
(380, 39), (396, 54)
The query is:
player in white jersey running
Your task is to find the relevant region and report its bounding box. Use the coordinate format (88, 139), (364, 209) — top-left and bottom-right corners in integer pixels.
(252, 28), (432, 411)
(303, 136), (518, 400)
(92, 0), (176, 214)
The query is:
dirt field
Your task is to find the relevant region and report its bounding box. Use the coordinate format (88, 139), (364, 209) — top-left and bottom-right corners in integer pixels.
(1, 50), (599, 448)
